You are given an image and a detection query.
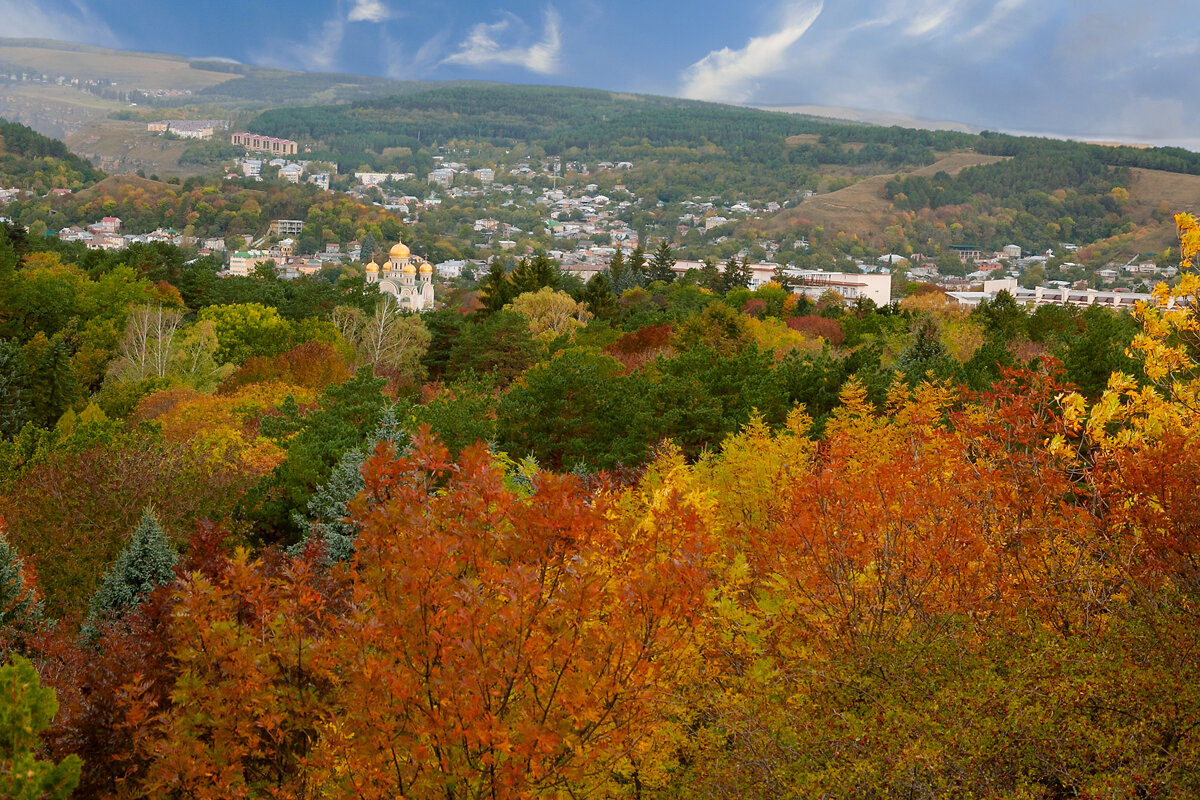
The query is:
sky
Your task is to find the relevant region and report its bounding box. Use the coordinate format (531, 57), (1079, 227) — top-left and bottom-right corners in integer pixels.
(9, 0), (1200, 149)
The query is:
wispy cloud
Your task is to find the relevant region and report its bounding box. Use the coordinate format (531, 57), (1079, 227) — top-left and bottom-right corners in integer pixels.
(0, 0), (119, 47)
(348, 0), (390, 24)
(442, 8), (562, 74)
(679, 1), (823, 103)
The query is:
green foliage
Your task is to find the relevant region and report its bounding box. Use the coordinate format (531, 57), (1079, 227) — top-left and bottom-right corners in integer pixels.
(86, 507), (178, 625)
(292, 409), (408, 563)
(647, 241), (677, 284)
(447, 311), (539, 386)
(497, 348), (651, 470)
(199, 302), (294, 365)
(249, 367), (390, 543)
(0, 655), (81, 800)
(0, 119), (102, 191)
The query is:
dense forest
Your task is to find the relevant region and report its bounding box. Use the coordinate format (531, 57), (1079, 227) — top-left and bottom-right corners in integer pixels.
(0, 119), (103, 192)
(3, 189), (1199, 795)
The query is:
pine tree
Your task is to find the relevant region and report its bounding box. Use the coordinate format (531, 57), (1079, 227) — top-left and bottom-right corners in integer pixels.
(723, 255), (751, 291)
(510, 251), (562, 295)
(86, 508), (177, 627)
(25, 334), (75, 429)
(0, 655), (81, 799)
(700, 257), (722, 292)
(608, 247), (627, 292)
(647, 241), (677, 284)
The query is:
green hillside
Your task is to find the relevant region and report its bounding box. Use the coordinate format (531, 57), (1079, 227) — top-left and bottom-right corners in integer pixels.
(0, 117), (103, 191)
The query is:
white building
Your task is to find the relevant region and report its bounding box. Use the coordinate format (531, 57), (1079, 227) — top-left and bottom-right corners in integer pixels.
(364, 239), (435, 311)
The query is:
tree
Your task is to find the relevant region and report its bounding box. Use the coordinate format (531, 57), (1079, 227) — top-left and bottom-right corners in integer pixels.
(478, 256), (516, 314)
(626, 242), (647, 289)
(510, 250), (562, 295)
(582, 271), (617, 319)
(0, 522), (41, 657)
(86, 507), (178, 628)
(0, 656), (80, 800)
(332, 297), (431, 383)
(198, 303), (294, 366)
(107, 304), (183, 382)
(700, 257), (722, 292)
(723, 254), (751, 291)
(0, 340), (27, 438)
(507, 287), (592, 341)
(647, 240), (677, 284)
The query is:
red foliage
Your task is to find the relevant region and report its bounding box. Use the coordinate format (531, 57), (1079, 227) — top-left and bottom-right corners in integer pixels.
(741, 298), (768, 318)
(605, 322), (674, 372)
(218, 341), (352, 394)
(786, 315), (845, 346)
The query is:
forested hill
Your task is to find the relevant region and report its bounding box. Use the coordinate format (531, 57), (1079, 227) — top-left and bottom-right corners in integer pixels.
(0, 118), (103, 191)
(249, 84), (1200, 177)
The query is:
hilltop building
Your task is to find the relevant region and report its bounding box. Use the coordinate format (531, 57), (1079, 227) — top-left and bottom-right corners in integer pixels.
(365, 238), (435, 311)
(231, 132), (298, 156)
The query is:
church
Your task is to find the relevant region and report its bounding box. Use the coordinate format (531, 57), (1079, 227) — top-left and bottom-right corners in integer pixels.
(364, 238), (436, 311)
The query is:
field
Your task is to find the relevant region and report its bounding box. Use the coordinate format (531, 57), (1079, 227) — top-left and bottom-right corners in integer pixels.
(0, 40), (236, 91)
(764, 151), (1008, 238)
(64, 118), (212, 177)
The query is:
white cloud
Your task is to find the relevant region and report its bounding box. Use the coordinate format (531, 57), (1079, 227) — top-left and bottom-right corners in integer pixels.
(348, 0), (390, 24)
(0, 0), (119, 47)
(442, 8), (562, 74)
(679, 1), (823, 103)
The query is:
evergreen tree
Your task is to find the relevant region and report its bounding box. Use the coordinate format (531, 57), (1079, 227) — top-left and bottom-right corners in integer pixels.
(723, 255), (751, 291)
(479, 257), (516, 315)
(647, 241), (677, 284)
(86, 508), (177, 626)
(0, 340), (28, 438)
(626, 243), (647, 288)
(699, 257), (722, 292)
(0, 655), (81, 799)
(0, 530), (41, 657)
(772, 262), (794, 291)
(25, 335), (75, 429)
(359, 232), (379, 263)
(608, 247), (627, 293)
(292, 409), (408, 563)
(510, 251), (562, 295)
(582, 272), (617, 319)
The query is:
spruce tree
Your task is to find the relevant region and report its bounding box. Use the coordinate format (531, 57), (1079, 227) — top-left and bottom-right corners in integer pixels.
(647, 241), (677, 284)
(86, 508), (177, 627)
(0, 531), (41, 657)
(627, 243), (647, 288)
(608, 247), (626, 291)
(292, 409), (408, 563)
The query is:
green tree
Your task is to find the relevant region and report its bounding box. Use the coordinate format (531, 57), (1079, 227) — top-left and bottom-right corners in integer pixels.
(582, 272), (617, 319)
(478, 257), (516, 314)
(86, 507), (177, 627)
(0, 655), (80, 800)
(647, 241), (677, 284)
(0, 340), (28, 438)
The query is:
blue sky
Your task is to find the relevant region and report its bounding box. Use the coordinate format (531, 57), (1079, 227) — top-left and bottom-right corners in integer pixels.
(11, 0), (1200, 148)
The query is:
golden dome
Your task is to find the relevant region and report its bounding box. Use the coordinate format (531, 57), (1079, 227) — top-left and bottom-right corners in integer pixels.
(402, 262), (417, 274)
(419, 261), (433, 273)
(389, 241), (411, 259)
(365, 260), (379, 272)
